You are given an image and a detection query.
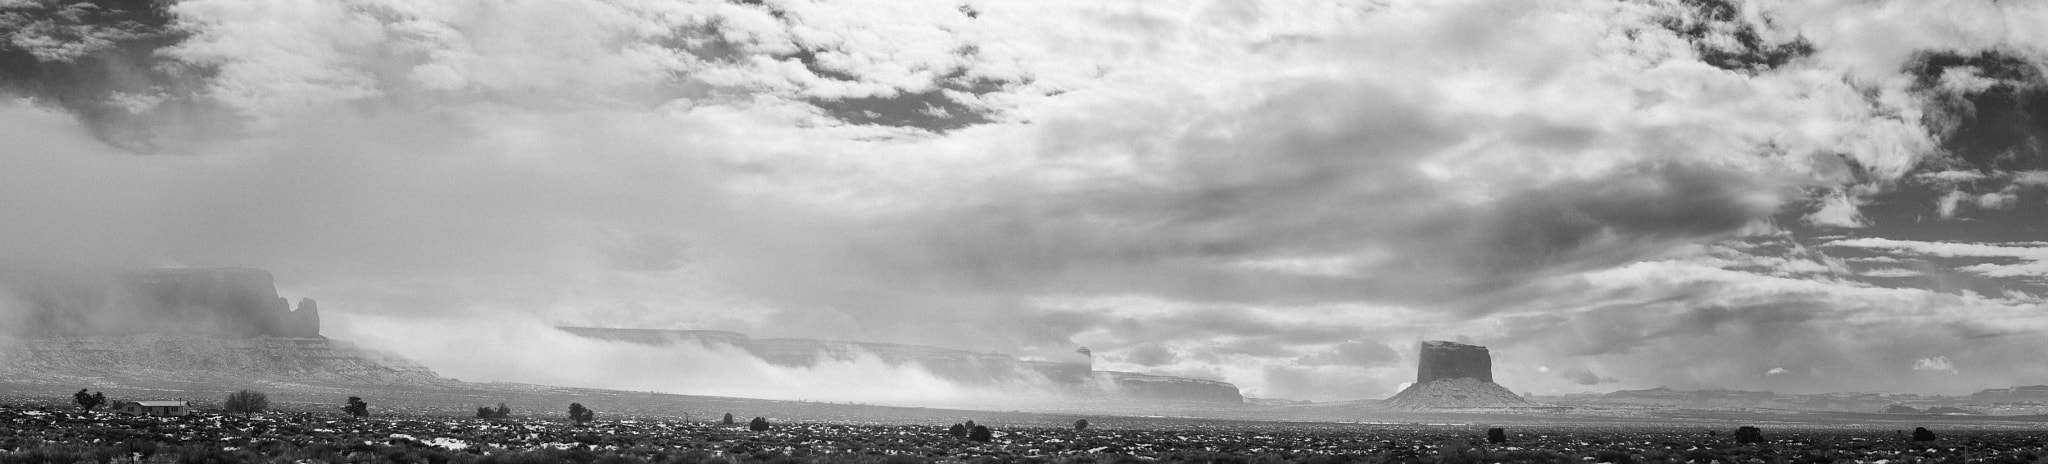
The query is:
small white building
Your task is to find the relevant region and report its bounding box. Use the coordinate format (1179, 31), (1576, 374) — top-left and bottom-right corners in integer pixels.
(116, 400), (190, 416)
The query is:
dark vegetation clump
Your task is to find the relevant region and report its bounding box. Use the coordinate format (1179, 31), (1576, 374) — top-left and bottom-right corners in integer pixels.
(1074, 419), (1089, 431)
(722, 412), (734, 425)
(222, 390), (268, 417)
(1487, 427), (1507, 444)
(1734, 426), (1764, 444)
(342, 396), (368, 418)
(748, 416), (770, 432)
(567, 403), (594, 425)
(476, 403), (511, 419)
(1913, 427), (1938, 441)
(70, 390), (105, 412)
(969, 425), (992, 443)
(948, 423), (967, 438)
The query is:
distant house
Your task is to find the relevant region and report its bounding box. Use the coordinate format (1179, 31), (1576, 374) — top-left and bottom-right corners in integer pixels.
(116, 400), (190, 416)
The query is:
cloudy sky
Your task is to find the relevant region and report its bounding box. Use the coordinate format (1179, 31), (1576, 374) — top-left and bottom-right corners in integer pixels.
(3, 0), (2047, 401)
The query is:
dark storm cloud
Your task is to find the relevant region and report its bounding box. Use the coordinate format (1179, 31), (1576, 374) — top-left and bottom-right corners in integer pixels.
(0, 0), (231, 151)
(844, 84), (1789, 321)
(1910, 50), (2048, 173)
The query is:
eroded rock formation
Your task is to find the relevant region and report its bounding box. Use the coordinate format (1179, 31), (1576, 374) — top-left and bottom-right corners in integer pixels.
(1382, 340), (1530, 409)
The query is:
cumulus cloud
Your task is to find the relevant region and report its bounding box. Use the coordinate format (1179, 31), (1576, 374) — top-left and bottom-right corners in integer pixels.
(1804, 191), (1868, 228)
(1913, 356), (1958, 374)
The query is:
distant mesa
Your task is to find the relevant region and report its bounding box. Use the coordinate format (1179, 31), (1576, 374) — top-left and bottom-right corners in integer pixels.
(0, 267), (439, 386)
(1381, 340), (1531, 409)
(556, 327), (1243, 403)
(1969, 385), (2048, 405)
(0, 267), (319, 339)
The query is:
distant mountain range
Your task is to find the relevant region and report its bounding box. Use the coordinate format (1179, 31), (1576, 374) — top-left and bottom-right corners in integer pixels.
(1537, 386), (2048, 415)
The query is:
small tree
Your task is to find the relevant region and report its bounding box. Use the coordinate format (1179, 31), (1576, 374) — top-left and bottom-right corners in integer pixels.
(969, 425), (992, 442)
(948, 423), (967, 438)
(748, 416), (770, 432)
(1912, 427), (1938, 441)
(477, 403), (512, 419)
(1734, 426), (1763, 444)
(568, 403), (593, 425)
(722, 412), (735, 425)
(224, 390), (268, 417)
(1487, 428), (1507, 444)
(1073, 419), (1089, 430)
(343, 397), (369, 418)
(73, 389), (106, 411)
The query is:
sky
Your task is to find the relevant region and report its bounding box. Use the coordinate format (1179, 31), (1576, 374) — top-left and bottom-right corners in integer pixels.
(2, 0), (2047, 402)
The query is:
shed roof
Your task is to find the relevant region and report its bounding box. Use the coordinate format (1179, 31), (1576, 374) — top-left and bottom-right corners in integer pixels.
(129, 401), (188, 407)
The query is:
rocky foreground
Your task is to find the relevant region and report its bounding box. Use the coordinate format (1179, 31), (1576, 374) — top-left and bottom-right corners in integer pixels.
(3, 405), (2044, 463)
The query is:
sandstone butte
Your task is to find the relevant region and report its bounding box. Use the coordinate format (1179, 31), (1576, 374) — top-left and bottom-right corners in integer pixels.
(1381, 340), (1532, 409)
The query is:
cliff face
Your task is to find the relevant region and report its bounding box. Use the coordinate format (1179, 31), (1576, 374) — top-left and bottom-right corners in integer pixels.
(1416, 340), (1492, 383)
(559, 327), (1244, 403)
(1, 267), (320, 338)
(1097, 371), (1244, 403)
